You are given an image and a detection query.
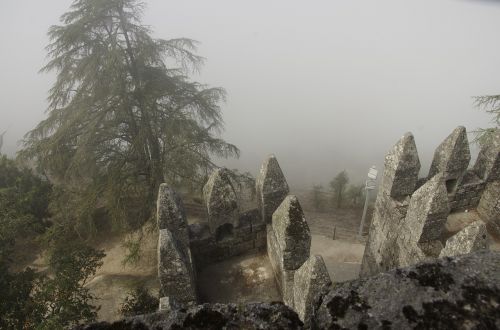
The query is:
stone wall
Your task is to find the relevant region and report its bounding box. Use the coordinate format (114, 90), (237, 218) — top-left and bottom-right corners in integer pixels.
(188, 209), (267, 269)
(361, 127), (499, 277)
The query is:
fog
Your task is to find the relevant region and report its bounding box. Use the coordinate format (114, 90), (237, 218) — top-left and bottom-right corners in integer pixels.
(1, 0), (499, 187)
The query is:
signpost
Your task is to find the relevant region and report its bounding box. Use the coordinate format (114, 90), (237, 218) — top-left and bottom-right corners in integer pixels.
(358, 166), (378, 237)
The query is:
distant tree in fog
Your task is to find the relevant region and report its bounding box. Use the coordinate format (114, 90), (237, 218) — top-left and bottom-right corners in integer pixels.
(329, 170), (349, 208)
(346, 183), (365, 208)
(310, 184), (325, 211)
(473, 94), (500, 145)
(19, 0), (239, 238)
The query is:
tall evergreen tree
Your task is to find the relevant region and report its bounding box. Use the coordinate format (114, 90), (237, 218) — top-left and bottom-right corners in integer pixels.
(473, 95), (500, 145)
(329, 170), (349, 208)
(20, 0), (239, 236)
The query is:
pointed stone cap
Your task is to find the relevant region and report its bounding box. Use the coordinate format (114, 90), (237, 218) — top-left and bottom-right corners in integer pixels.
(158, 229), (196, 304)
(256, 155), (290, 223)
(439, 221), (489, 258)
(157, 184), (189, 251)
(272, 195), (311, 270)
(407, 173), (450, 245)
(428, 126), (471, 181)
(293, 255), (332, 324)
(203, 168), (239, 234)
(473, 129), (500, 182)
(381, 133), (421, 198)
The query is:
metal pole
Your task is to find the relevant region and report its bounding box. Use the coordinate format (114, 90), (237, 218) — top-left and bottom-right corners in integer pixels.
(358, 182), (370, 237)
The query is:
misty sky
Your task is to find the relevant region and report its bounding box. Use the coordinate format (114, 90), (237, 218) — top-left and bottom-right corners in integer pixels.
(1, 0), (499, 187)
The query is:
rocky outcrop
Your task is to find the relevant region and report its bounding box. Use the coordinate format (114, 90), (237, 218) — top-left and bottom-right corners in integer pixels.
(315, 250), (500, 329)
(75, 302), (303, 330)
(477, 181), (500, 236)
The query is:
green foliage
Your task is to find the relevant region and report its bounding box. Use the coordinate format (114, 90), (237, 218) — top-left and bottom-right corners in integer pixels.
(0, 155), (104, 329)
(329, 170), (349, 208)
(473, 95), (500, 146)
(310, 184), (325, 211)
(20, 0), (239, 239)
(119, 285), (159, 317)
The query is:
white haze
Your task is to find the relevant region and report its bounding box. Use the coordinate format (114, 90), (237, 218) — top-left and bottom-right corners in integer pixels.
(1, 0), (499, 187)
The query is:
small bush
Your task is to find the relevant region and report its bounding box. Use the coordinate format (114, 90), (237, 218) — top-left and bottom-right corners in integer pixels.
(120, 285), (159, 317)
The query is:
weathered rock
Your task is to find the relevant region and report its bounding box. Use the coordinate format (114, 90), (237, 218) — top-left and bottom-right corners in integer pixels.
(293, 255), (332, 326)
(473, 129), (500, 182)
(314, 251), (500, 330)
(381, 132), (421, 198)
(157, 184), (189, 251)
(203, 168), (239, 235)
(396, 173), (449, 267)
(272, 195), (311, 270)
(267, 224), (296, 306)
(360, 133), (420, 276)
(75, 302), (303, 330)
(158, 229), (196, 305)
(256, 155), (290, 223)
(428, 126), (471, 186)
(477, 181), (500, 235)
(439, 221), (489, 257)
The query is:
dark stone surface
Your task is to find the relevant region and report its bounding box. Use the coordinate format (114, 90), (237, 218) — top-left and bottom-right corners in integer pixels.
(315, 250), (500, 330)
(75, 302), (303, 330)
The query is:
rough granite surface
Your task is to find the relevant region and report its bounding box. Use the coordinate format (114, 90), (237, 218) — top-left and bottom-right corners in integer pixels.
(395, 173), (449, 268)
(439, 221), (489, 258)
(315, 250), (500, 330)
(473, 129), (500, 182)
(203, 168), (239, 235)
(271, 195), (311, 271)
(478, 181), (500, 236)
(256, 155), (290, 223)
(293, 255), (332, 327)
(381, 132), (420, 198)
(428, 126), (471, 182)
(157, 184), (189, 252)
(158, 229), (196, 305)
(75, 302), (303, 330)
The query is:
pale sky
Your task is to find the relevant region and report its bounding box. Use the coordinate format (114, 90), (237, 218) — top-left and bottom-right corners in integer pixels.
(1, 0), (499, 187)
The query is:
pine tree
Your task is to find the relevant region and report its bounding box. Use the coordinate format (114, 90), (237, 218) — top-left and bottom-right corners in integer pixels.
(473, 95), (500, 145)
(329, 170), (349, 208)
(20, 0), (239, 236)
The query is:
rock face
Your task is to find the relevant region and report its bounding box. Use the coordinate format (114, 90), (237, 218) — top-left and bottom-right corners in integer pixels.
(157, 184), (189, 252)
(256, 155), (290, 223)
(478, 181), (500, 236)
(473, 129), (500, 182)
(293, 255), (331, 327)
(360, 133), (420, 276)
(203, 168), (239, 235)
(314, 251), (500, 330)
(272, 195), (311, 270)
(267, 195), (311, 307)
(381, 132), (421, 198)
(439, 221), (489, 257)
(395, 173), (449, 267)
(158, 229), (197, 305)
(75, 302), (303, 330)
(428, 126), (471, 186)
